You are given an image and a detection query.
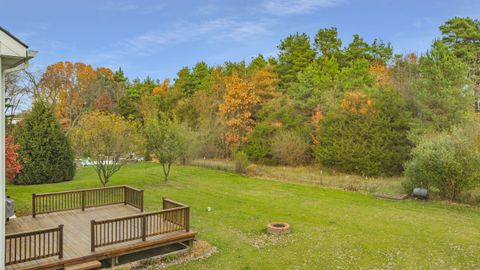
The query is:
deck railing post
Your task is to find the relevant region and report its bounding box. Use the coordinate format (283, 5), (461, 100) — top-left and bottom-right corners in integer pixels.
(141, 215), (147, 241)
(162, 196), (166, 209)
(81, 190), (85, 211)
(58, 224), (64, 259)
(90, 220), (95, 252)
(124, 186), (127, 205)
(140, 190), (144, 212)
(185, 207), (190, 232)
(32, 193), (36, 218)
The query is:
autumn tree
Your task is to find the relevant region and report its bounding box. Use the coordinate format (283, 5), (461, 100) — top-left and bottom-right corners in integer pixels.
(38, 62), (121, 131)
(219, 72), (258, 151)
(70, 111), (142, 186)
(41, 62), (96, 129)
(6, 135), (22, 182)
(153, 79), (170, 96)
(251, 64), (281, 116)
(369, 61), (392, 89)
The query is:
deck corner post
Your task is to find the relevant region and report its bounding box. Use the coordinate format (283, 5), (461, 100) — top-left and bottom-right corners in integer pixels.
(140, 190), (144, 212)
(124, 186), (127, 205)
(32, 193), (36, 218)
(58, 224), (64, 259)
(90, 220), (95, 252)
(81, 190), (85, 211)
(185, 207), (190, 232)
(162, 196), (166, 209)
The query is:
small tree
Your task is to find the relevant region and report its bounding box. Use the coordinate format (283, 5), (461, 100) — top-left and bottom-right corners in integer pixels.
(70, 111), (142, 186)
(6, 135), (22, 182)
(14, 101), (75, 184)
(271, 131), (309, 166)
(403, 124), (480, 201)
(143, 115), (190, 183)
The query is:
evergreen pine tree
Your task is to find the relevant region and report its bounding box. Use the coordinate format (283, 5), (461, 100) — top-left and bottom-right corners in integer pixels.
(314, 89), (411, 176)
(13, 101), (76, 184)
(277, 33), (316, 88)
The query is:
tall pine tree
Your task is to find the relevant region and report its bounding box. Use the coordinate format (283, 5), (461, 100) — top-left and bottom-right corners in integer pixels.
(277, 33), (316, 89)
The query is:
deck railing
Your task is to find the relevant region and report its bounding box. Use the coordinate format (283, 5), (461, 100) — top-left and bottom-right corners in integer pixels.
(5, 225), (63, 266)
(32, 185), (144, 217)
(125, 186), (144, 210)
(90, 197), (189, 252)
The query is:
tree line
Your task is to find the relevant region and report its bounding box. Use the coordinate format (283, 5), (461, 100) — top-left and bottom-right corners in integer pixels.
(6, 17), (480, 201)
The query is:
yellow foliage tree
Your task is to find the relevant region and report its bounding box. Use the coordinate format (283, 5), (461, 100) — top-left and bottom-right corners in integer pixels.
(340, 91), (375, 114)
(153, 79), (170, 96)
(251, 64), (281, 105)
(368, 62), (392, 88)
(219, 72), (259, 150)
(70, 111), (142, 186)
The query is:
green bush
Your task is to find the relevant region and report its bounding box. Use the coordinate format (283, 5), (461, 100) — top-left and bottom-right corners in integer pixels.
(271, 131), (309, 166)
(403, 125), (480, 201)
(13, 101), (76, 184)
(314, 89), (411, 176)
(244, 96), (311, 164)
(244, 122), (275, 163)
(234, 151), (250, 173)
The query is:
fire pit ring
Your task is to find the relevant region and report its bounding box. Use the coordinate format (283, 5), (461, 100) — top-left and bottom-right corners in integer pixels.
(267, 222), (290, 235)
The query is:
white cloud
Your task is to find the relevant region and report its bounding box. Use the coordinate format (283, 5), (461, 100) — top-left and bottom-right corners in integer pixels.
(263, 0), (345, 15)
(82, 17), (272, 67)
(100, 2), (165, 14)
(125, 18), (272, 51)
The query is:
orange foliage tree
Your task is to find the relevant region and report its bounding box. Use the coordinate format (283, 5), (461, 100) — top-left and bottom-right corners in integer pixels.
(153, 79), (170, 96)
(219, 72), (259, 150)
(310, 105), (324, 145)
(368, 62), (392, 88)
(39, 61), (115, 131)
(340, 91), (375, 114)
(6, 135), (22, 182)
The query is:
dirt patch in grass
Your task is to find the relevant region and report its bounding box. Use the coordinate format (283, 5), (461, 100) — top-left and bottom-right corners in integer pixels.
(115, 240), (217, 270)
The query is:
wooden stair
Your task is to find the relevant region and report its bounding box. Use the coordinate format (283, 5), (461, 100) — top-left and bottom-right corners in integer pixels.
(64, 260), (102, 270)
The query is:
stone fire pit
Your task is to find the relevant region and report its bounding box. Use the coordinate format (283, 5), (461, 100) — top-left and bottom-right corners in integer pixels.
(267, 222), (290, 235)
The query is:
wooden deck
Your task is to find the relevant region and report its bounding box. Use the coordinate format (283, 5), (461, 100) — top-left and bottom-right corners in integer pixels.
(5, 186), (196, 270)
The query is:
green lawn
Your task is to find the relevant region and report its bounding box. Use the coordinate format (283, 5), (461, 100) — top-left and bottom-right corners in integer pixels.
(7, 162), (480, 269)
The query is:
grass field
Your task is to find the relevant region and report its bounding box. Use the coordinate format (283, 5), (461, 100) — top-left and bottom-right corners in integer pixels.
(7, 162), (480, 269)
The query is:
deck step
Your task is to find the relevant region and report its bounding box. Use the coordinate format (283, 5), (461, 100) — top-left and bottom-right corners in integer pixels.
(64, 260), (102, 270)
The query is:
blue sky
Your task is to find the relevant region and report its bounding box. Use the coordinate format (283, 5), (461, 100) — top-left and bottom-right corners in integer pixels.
(2, 0), (479, 80)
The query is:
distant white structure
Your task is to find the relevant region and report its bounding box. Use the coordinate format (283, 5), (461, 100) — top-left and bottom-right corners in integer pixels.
(0, 26), (36, 268)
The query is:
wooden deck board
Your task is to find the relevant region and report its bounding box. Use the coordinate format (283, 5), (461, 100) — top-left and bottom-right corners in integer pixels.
(5, 205), (194, 270)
